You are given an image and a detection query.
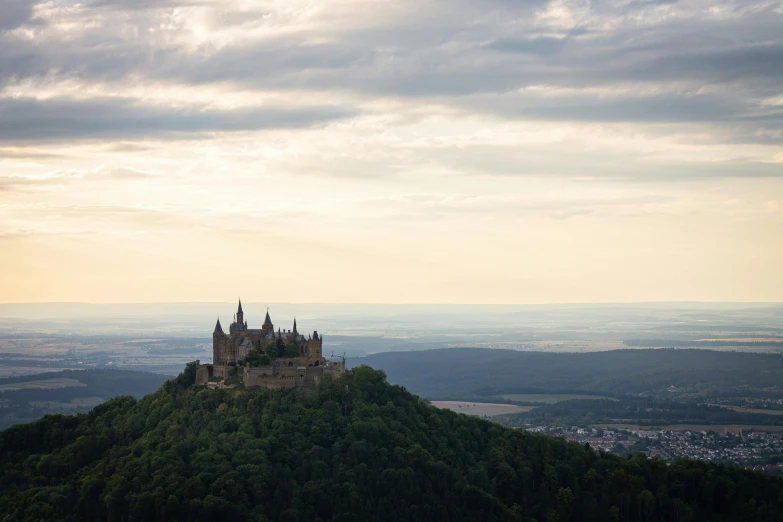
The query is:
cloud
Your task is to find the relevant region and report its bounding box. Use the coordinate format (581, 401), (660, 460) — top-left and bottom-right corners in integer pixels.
(144, 1), (783, 101)
(486, 36), (569, 56)
(49, 166), (156, 180)
(0, 147), (64, 160)
(0, 96), (356, 141)
(467, 90), (759, 124)
(0, 0), (779, 161)
(0, 202), (200, 238)
(407, 143), (783, 180)
(346, 192), (682, 223)
(3, 0), (780, 95)
(0, 166), (156, 192)
(0, 0), (34, 31)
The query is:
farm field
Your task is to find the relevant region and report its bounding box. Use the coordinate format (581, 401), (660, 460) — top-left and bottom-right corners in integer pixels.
(0, 377), (85, 391)
(710, 404), (783, 416)
(501, 393), (616, 404)
(29, 396), (105, 409)
(0, 366), (76, 378)
(431, 401), (533, 417)
(446, 340), (783, 353)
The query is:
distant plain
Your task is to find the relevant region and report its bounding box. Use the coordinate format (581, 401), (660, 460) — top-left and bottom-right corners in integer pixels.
(430, 401), (533, 417)
(500, 393), (616, 404)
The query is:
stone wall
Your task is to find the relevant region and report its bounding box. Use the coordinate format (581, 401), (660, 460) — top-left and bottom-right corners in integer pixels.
(242, 359), (346, 389)
(213, 364), (231, 380)
(195, 360), (209, 385)
(244, 365), (306, 388)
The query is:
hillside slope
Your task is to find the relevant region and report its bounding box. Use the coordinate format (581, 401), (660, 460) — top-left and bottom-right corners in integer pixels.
(0, 364), (782, 522)
(353, 348), (783, 398)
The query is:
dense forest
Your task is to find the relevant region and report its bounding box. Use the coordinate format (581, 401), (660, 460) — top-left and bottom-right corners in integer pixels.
(1, 364), (783, 521)
(355, 349), (783, 400)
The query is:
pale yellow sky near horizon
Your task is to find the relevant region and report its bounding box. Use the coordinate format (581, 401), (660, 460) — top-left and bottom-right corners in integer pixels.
(1, 0), (782, 304)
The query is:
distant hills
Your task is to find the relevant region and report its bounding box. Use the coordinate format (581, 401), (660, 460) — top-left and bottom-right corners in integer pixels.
(0, 370), (168, 430)
(1, 365), (782, 521)
(353, 348), (783, 400)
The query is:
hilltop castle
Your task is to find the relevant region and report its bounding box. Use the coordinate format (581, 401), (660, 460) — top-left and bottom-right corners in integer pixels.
(202, 300), (345, 389)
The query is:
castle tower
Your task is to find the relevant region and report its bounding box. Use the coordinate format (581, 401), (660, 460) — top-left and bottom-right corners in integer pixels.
(213, 318), (224, 364)
(236, 299), (244, 329)
(292, 317), (298, 335)
(261, 308), (274, 336)
(310, 330), (323, 359)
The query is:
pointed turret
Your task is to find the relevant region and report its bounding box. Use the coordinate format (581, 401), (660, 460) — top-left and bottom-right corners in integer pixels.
(292, 317), (298, 334)
(214, 318), (223, 335)
(259, 307), (274, 336)
(236, 298), (244, 327)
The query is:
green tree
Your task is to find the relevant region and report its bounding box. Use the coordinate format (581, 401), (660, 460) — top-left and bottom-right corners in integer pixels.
(264, 342), (279, 360)
(283, 343), (300, 358)
(244, 347), (271, 367)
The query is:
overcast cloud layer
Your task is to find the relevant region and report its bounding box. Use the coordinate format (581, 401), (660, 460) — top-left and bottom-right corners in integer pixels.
(0, 0), (782, 303)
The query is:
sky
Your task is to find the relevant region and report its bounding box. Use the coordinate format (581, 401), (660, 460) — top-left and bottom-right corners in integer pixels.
(0, 0), (782, 304)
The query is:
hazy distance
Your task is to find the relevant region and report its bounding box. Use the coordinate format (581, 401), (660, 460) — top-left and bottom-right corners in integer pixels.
(1, 301), (781, 360)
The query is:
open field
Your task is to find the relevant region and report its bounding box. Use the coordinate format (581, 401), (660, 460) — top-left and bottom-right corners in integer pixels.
(442, 340), (783, 353)
(443, 341), (630, 352)
(431, 401), (534, 417)
(501, 393), (616, 404)
(593, 423), (783, 433)
(710, 404), (783, 416)
(29, 396), (105, 409)
(699, 338), (783, 342)
(0, 377), (85, 391)
(0, 366), (77, 378)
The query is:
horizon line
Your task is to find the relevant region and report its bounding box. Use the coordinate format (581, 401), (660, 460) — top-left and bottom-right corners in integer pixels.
(1, 301), (783, 306)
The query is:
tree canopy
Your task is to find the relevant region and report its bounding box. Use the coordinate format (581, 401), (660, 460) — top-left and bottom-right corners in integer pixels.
(1, 364), (782, 522)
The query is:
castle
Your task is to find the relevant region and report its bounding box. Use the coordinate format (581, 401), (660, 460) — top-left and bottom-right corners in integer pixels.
(200, 300), (345, 389)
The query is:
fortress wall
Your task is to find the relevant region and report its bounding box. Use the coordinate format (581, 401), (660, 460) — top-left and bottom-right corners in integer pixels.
(274, 366), (301, 377)
(213, 364), (231, 380)
(244, 369), (303, 388)
(195, 361), (209, 385)
(274, 357), (307, 367)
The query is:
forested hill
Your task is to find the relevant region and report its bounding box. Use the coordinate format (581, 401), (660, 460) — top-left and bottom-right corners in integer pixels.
(353, 348), (783, 398)
(1, 366), (783, 522)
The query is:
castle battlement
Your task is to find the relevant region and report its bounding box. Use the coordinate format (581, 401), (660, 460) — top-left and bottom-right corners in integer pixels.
(208, 300), (344, 388)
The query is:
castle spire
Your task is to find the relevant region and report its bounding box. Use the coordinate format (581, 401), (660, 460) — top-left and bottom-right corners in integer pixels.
(263, 308), (273, 327)
(214, 318), (223, 335)
(236, 298), (244, 327)
(293, 317), (297, 334)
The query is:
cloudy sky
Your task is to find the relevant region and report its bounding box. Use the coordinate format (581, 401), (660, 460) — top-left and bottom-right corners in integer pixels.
(1, 0), (781, 303)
